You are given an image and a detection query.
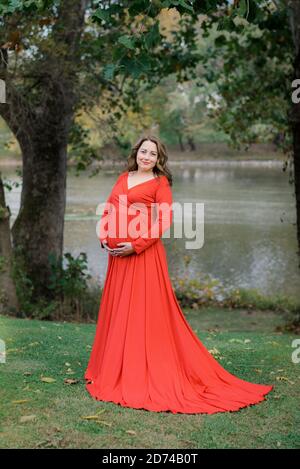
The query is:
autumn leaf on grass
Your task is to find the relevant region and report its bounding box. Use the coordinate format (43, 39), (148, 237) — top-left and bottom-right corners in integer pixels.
(81, 409), (111, 426)
(81, 415), (105, 420)
(276, 376), (295, 385)
(64, 378), (80, 385)
(95, 420), (112, 427)
(40, 377), (56, 383)
(208, 347), (221, 356)
(126, 430), (137, 436)
(20, 415), (36, 423)
(12, 399), (31, 404)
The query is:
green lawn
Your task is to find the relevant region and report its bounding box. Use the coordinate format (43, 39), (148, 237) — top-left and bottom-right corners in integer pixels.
(0, 308), (299, 449)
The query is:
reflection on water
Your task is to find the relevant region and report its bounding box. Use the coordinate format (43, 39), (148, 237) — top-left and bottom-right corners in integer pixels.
(2, 161), (299, 301)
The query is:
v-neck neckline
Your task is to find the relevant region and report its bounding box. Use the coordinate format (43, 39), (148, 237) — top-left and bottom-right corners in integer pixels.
(126, 171), (158, 191)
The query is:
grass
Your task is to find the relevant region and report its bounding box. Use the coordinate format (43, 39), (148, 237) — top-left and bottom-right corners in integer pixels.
(0, 308), (299, 449)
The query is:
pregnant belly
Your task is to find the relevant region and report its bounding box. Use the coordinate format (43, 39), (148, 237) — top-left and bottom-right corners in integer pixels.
(106, 236), (135, 249)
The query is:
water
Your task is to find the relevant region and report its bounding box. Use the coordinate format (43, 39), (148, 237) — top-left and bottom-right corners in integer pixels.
(2, 160), (299, 301)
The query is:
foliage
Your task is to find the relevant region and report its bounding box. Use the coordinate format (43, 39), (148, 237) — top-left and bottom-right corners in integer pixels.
(200, 1), (293, 153)
(170, 272), (300, 316)
(11, 248), (98, 321)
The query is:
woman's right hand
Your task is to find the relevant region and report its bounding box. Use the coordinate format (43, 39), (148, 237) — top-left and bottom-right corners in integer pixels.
(102, 240), (117, 256)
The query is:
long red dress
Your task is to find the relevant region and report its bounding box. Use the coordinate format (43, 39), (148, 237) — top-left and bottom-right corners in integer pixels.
(84, 170), (274, 414)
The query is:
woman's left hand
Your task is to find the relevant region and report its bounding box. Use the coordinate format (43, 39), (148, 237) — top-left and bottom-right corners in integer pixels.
(111, 242), (135, 257)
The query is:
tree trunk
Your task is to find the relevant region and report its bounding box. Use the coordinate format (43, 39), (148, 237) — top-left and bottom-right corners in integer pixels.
(0, 1), (88, 302)
(178, 133), (185, 152)
(187, 136), (196, 151)
(0, 172), (20, 314)
(11, 130), (69, 299)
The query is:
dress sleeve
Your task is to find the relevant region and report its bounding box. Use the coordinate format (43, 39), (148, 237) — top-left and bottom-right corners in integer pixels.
(99, 193), (112, 248)
(98, 172), (124, 248)
(131, 176), (173, 255)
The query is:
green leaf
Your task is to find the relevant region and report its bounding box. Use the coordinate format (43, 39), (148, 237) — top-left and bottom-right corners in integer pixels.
(177, 0), (194, 13)
(237, 0), (247, 17)
(144, 22), (160, 49)
(118, 35), (135, 50)
(103, 64), (117, 80)
(92, 8), (110, 22)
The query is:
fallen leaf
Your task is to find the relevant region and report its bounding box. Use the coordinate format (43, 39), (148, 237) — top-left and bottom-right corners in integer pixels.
(20, 415), (36, 423)
(95, 420), (112, 427)
(12, 399), (31, 404)
(81, 415), (103, 420)
(64, 378), (80, 385)
(40, 377), (56, 383)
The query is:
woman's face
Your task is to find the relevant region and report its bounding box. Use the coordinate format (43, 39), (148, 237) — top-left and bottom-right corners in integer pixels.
(136, 140), (158, 172)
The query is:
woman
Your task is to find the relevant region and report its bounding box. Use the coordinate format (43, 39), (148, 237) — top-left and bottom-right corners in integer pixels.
(84, 135), (274, 414)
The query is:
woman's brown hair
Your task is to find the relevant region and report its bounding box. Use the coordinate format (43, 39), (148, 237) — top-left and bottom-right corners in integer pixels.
(127, 135), (173, 186)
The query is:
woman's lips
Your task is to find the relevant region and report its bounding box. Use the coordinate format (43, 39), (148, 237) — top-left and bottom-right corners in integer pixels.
(142, 161), (150, 165)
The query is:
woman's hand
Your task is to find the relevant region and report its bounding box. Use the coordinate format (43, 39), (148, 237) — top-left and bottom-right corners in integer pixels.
(101, 240), (116, 254)
(111, 242), (135, 257)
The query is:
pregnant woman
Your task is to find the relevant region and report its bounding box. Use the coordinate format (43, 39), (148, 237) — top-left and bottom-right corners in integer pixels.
(84, 135), (274, 414)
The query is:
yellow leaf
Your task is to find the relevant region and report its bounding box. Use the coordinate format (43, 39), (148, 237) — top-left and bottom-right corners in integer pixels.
(12, 399), (30, 404)
(81, 415), (103, 420)
(64, 378), (80, 385)
(40, 377), (56, 383)
(19, 415), (36, 423)
(95, 420), (112, 427)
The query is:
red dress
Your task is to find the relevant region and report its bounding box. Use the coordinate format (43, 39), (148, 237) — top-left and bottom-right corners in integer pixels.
(84, 171), (274, 414)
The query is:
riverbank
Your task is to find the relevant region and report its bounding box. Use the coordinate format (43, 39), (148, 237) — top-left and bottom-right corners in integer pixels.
(0, 143), (287, 167)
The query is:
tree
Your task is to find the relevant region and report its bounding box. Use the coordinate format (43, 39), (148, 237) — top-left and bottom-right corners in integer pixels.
(0, 0), (200, 305)
(198, 0), (300, 264)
